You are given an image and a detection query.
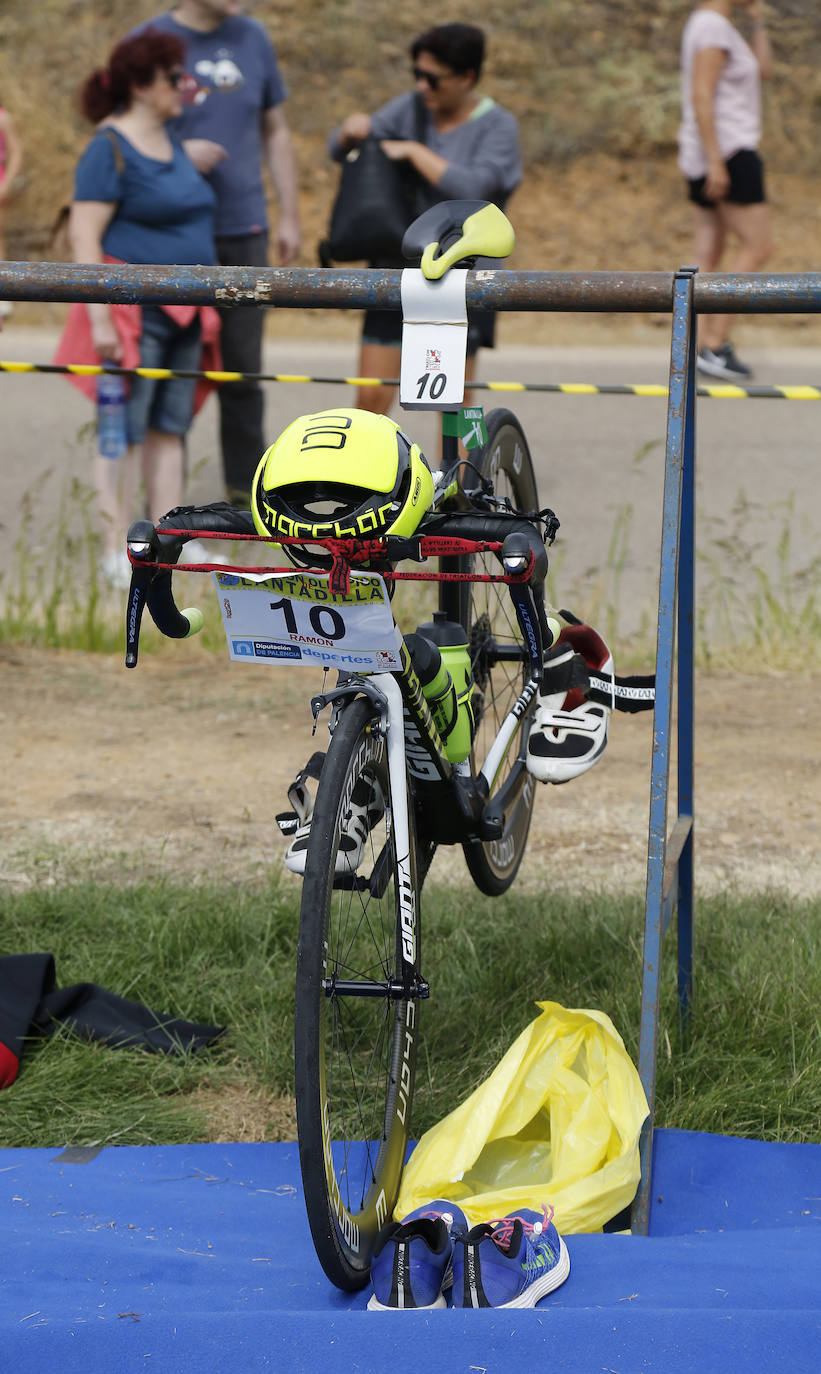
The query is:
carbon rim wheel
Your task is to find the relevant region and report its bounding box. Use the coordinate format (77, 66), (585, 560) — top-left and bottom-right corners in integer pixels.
(294, 697), (419, 1290)
(442, 409), (541, 895)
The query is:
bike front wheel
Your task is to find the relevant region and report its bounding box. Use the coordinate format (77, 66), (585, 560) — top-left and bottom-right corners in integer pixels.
(441, 408), (541, 895)
(294, 695), (420, 1291)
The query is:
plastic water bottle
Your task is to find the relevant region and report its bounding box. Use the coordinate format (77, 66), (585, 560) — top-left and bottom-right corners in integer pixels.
(96, 368), (128, 459)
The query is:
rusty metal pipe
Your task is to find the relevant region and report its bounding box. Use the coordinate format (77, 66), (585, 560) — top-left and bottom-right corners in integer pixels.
(4, 261), (821, 314)
(693, 273), (821, 313)
(0, 261), (674, 311)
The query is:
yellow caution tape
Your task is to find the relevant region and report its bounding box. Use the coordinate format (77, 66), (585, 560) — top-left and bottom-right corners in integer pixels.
(3, 360), (821, 398)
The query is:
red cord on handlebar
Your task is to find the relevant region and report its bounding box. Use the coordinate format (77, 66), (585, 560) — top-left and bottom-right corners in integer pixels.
(130, 530), (536, 587)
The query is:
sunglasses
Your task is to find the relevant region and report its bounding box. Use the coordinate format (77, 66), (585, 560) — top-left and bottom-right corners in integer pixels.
(165, 69), (184, 88)
(412, 65), (448, 90)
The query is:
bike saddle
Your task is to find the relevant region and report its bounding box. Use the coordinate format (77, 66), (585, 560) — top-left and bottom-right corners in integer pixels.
(401, 200), (515, 280)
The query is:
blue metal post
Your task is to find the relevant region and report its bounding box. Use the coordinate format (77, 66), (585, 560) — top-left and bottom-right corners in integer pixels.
(631, 267), (697, 1235)
(676, 300), (697, 1031)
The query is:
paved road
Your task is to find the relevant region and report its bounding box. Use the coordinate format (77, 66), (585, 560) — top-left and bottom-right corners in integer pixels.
(2, 323), (819, 643)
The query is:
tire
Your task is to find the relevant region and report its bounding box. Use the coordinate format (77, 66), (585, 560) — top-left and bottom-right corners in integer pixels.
(294, 696), (420, 1291)
(441, 409), (541, 895)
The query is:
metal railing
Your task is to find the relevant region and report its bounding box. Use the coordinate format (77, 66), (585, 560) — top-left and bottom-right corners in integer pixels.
(4, 259), (821, 312)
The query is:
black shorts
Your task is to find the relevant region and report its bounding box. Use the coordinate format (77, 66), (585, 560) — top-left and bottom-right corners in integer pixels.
(687, 148), (766, 209)
(361, 307), (494, 355)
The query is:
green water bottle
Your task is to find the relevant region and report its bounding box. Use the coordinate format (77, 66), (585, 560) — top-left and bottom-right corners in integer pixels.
(408, 614), (476, 764)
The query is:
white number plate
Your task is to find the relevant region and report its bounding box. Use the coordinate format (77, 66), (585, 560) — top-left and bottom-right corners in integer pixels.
(399, 268), (468, 411)
(214, 569), (403, 670)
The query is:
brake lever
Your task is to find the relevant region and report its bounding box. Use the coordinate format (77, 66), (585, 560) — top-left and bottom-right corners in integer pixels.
(124, 520), (158, 669)
(124, 565), (153, 669)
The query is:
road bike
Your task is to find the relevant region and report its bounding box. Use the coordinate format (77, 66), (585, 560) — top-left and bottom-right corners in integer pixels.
(123, 204), (562, 1291)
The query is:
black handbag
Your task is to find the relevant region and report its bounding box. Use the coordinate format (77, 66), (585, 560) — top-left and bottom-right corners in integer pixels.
(320, 99), (427, 267)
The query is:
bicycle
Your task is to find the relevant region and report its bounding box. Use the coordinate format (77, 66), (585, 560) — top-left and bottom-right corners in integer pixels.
(123, 203), (563, 1292)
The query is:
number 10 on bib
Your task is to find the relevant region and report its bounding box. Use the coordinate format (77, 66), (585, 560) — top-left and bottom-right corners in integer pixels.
(399, 268), (468, 411)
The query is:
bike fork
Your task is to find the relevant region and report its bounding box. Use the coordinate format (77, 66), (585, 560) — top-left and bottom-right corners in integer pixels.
(368, 674), (424, 992)
(368, 674), (413, 890)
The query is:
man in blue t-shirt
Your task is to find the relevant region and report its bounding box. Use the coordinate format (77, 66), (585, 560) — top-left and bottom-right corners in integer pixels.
(134, 1), (301, 502)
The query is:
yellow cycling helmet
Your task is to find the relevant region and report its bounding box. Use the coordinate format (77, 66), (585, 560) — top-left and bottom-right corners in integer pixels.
(250, 408), (435, 568)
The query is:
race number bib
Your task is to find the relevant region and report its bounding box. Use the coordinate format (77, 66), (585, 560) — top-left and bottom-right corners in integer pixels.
(215, 569), (402, 671)
(399, 268), (468, 411)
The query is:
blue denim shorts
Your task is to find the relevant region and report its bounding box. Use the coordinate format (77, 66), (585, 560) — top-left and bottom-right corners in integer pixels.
(126, 306), (202, 445)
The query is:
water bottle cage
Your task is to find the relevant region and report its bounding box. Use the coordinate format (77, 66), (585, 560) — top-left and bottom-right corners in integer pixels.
(426, 677), (460, 741)
(455, 682), (477, 744)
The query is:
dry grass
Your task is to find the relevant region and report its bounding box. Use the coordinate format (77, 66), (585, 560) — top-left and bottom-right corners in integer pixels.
(4, 0), (821, 279)
(186, 1079), (297, 1143)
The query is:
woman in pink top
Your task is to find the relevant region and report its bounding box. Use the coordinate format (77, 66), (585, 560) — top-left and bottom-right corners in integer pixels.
(0, 104), (23, 321)
(678, 1), (773, 380)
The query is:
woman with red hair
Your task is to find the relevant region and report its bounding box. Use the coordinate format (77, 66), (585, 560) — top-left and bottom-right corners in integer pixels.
(58, 29), (221, 587)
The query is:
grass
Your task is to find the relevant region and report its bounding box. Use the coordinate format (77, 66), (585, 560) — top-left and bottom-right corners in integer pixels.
(547, 487), (821, 671)
(0, 465), (239, 657)
(696, 490), (821, 669)
(1, 877), (298, 1149)
(2, 879), (819, 1151)
(0, 468), (119, 655)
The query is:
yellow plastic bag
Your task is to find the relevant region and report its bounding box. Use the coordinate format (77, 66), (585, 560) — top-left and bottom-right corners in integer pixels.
(396, 1001), (649, 1233)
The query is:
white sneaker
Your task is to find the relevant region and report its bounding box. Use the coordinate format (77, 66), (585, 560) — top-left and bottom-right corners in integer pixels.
(0, 301), (13, 318)
(526, 625), (613, 784)
(285, 775), (385, 876)
(696, 344), (752, 382)
(100, 549), (132, 591)
(183, 538), (230, 566)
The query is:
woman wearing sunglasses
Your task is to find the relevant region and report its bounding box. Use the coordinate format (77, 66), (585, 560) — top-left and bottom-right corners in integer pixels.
(329, 23), (521, 418)
(55, 29), (221, 587)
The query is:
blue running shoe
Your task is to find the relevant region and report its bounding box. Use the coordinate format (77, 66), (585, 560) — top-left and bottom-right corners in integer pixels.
(367, 1200), (468, 1310)
(452, 1205), (570, 1309)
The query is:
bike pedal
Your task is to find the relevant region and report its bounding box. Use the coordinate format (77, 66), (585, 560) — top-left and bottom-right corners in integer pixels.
(331, 874), (370, 892)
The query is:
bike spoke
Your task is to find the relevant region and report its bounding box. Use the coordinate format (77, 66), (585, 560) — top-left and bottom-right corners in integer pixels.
(327, 994), (391, 1210)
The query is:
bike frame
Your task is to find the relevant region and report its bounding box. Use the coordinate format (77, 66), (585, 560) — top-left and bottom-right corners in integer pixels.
(310, 571), (545, 892)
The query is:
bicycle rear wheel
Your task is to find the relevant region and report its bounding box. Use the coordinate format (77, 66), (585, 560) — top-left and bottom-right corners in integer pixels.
(441, 408), (541, 895)
(294, 695), (420, 1291)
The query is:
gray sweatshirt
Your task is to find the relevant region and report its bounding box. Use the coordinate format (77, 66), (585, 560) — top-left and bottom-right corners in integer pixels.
(329, 91), (522, 208)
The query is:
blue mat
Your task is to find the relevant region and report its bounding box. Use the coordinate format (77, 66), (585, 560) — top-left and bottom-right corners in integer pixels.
(2, 1129), (820, 1372)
